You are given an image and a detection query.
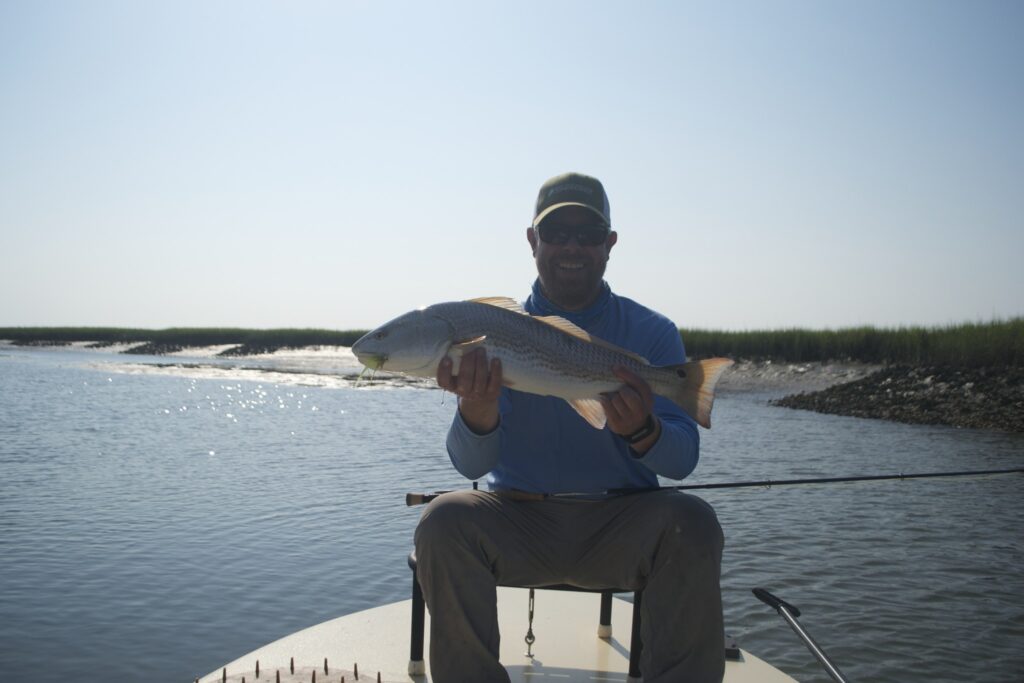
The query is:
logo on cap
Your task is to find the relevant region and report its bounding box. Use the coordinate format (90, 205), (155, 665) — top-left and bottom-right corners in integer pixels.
(547, 183), (595, 198)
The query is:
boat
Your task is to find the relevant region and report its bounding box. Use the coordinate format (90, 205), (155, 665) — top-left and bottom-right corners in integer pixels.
(199, 586), (799, 682)
(198, 467), (1024, 682)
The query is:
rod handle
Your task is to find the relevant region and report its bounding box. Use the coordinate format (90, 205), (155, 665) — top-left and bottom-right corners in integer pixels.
(406, 491), (449, 506)
(406, 493), (429, 506)
(753, 587), (802, 618)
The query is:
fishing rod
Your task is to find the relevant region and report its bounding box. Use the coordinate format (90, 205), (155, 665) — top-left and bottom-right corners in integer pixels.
(754, 587), (850, 683)
(640, 465), (1024, 493)
(406, 466), (1024, 506)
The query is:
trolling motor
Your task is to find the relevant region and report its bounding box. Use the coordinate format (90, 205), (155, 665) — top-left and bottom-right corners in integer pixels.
(754, 588), (850, 683)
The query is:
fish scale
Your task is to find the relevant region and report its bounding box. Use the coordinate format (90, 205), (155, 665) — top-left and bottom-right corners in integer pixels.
(431, 300), (654, 398)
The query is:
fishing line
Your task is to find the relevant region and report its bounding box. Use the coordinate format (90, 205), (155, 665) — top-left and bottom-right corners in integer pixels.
(354, 366), (377, 386)
(406, 467), (1024, 506)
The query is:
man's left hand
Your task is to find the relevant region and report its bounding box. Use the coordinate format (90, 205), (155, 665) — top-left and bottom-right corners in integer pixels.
(600, 366), (660, 452)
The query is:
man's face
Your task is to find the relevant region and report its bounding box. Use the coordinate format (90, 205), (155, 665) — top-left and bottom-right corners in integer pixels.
(527, 206), (617, 311)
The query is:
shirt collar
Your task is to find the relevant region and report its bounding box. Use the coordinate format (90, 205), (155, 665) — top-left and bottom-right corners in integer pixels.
(526, 279), (611, 330)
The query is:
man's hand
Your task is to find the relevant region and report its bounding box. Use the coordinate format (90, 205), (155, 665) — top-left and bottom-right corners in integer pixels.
(601, 366), (660, 454)
(437, 348), (502, 434)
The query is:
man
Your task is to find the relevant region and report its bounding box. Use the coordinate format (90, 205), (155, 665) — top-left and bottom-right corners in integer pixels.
(415, 172), (725, 683)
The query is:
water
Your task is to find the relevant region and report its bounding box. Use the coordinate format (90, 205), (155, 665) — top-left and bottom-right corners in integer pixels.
(1, 346), (1022, 682)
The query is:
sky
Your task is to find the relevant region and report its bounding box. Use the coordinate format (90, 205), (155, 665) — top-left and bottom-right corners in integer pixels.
(1, 1), (1022, 332)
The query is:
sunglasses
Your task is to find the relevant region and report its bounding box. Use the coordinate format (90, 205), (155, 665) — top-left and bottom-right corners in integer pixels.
(536, 222), (610, 247)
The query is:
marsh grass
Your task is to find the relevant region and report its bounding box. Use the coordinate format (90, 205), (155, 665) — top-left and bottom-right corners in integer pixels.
(0, 327), (368, 349)
(2, 318), (1021, 366)
(682, 318), (1023, 366)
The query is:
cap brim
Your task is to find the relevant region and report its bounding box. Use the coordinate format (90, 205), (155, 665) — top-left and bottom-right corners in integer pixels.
(533, 202), (610, 228)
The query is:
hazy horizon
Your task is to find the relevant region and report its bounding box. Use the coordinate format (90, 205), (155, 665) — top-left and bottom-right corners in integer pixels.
(2, 314), (1020, 336)
(3, 2), (1022, 332)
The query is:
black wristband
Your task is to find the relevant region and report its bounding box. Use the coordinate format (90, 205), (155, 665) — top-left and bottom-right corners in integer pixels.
(623, 414), (657, 444)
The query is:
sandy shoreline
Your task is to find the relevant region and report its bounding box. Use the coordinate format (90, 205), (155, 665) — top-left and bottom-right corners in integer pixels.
(715, 359), (881, 395)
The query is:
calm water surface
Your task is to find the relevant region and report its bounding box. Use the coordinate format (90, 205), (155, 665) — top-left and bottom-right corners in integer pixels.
(1, 347), (1022, 682)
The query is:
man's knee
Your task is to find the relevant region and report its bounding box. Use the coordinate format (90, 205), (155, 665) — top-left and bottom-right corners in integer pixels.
(659, 492), (724, 554)
(414, 490), (482, 550)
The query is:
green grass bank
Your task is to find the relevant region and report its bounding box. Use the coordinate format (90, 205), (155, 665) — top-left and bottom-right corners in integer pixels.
(0, 327), (368, 349)
(681, 318), (1023, 367)
(2, 318), (1021, 366)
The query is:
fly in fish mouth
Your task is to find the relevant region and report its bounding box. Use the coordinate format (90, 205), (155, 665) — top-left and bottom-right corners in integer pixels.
(356, 353), (387, 371)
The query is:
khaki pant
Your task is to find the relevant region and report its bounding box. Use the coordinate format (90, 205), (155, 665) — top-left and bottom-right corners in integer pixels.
(414, 489), (725, 683)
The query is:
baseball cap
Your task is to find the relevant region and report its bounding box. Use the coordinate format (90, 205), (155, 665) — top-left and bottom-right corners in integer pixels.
(532, 172), (611, 227)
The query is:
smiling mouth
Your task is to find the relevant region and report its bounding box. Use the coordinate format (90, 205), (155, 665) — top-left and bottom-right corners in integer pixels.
(556, 261), (585, 270)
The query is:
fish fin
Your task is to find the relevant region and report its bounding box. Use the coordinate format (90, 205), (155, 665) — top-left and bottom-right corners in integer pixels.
(446, 335), (487, 375)
(451, 335), (487, 351)
(469, 297), (528, 315)
(449, 335), (487, 359)
(470, 296), (650, 367)
(535, 315), (651, 366)
(661, 358), (734, 428)
(535, 315), (593, 341)
(569, 398), (607, 429)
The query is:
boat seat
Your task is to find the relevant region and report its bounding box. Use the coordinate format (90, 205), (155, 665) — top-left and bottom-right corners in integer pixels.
(407, 550), (644, 680)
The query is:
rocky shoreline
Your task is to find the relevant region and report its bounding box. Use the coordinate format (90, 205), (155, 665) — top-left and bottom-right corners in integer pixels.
(772, 364), (1024, 433)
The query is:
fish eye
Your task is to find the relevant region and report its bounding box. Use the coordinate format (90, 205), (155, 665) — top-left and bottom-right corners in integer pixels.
(375, 331), (387, 340)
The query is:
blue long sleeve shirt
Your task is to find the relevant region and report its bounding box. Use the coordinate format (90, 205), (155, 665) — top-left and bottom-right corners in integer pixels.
(445, 280), (701, 494)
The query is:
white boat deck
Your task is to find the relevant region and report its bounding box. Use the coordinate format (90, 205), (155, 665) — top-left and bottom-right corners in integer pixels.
(201, 587), (796, 682)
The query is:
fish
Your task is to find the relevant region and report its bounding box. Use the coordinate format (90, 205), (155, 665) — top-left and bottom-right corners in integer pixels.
(351, 297), (733, 429)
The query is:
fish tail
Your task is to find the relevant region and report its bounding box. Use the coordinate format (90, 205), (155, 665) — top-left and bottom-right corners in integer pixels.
(662, 358), (734, 428)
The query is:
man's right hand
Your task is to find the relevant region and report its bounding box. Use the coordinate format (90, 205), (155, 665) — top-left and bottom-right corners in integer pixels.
(436, 348), (502, 434)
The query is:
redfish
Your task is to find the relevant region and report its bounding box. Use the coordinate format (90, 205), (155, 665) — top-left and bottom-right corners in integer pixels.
(351, 297), (732, 429)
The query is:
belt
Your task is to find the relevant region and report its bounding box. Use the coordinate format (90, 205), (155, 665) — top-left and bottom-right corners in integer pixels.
(492, 489), (647, 502)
